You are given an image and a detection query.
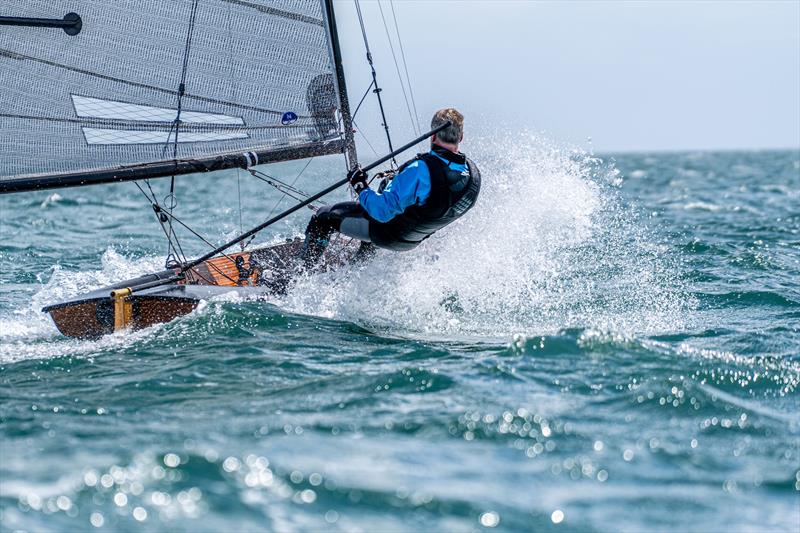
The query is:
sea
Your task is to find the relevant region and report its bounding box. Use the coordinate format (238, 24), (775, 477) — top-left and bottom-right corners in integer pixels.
(1, 137), (798, 532)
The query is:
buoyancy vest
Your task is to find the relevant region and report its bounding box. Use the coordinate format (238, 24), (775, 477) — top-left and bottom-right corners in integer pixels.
(369, 147), (481, 251)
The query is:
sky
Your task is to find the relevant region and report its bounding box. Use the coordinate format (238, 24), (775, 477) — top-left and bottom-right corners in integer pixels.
(332, 0), (800, 153)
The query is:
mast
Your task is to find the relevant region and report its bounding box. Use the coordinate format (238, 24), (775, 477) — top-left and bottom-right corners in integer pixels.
(324, 0), (358, 171)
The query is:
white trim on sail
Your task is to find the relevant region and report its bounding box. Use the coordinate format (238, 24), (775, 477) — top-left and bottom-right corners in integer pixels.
(82, 128), (249, 145)
(72, 95), (245, 125)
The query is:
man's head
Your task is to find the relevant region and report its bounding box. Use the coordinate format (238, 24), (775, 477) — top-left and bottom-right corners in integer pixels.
(431, 108), (464, 150)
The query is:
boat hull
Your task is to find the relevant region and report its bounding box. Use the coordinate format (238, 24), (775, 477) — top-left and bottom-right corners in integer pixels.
(43, 238), (358, 338)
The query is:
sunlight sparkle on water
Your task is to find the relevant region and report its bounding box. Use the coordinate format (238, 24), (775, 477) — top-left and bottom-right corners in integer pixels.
(89, 512), (104, 528)
(133, 506), (148, 521)
(480, 511), (500, 527)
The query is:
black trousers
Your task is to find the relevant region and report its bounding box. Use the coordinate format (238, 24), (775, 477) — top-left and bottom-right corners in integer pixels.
(299, 202), (376, 269)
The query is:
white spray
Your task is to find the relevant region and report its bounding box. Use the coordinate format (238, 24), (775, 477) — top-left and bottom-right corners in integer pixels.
(285, 133), (691, 337)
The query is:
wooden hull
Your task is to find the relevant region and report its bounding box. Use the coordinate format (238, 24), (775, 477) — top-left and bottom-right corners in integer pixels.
(43, 238), (358, 339)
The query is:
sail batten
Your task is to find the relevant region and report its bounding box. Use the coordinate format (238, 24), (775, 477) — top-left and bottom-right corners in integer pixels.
(0, 0), (355, 192)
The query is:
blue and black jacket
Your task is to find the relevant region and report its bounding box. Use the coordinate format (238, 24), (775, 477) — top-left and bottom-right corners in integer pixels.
(358, 146), (481, 250)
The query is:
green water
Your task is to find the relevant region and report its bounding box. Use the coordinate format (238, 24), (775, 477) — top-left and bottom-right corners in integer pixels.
(1, 140), (798, 532)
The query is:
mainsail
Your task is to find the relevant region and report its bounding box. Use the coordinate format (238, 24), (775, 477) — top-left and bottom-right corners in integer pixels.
(0, 0), (356, 193)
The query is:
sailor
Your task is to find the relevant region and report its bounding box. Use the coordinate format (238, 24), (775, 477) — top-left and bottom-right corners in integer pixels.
(298, 108), (481, 269)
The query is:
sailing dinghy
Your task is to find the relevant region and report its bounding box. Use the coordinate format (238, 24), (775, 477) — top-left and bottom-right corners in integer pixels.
(0, 0), (443, 338)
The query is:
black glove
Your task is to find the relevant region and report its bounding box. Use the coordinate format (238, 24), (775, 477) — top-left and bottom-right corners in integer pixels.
(348, 166), (369, 194)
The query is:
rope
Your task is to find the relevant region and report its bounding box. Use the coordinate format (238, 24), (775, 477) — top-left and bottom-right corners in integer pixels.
(151, 205), (240, 285)
(378, 1), (418, 137)
(173, 0), (200, 158)
(134, 180), (186, 267)
(151, 0), (201, 267)
(136, 181), (244, 286)
(145, 179), (186, 265)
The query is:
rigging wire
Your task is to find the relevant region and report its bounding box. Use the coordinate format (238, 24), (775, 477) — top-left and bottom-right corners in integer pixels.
(350, 83), (381, 159)
(352, 118), (380, 158)
(351, 80), (375, 122)
(377, 1), (418, 137)
(248, 169), (316, 205)
(236, 168), (244, 250)
(354, 0), (396, 165)
(130, 1), (423, 274)
(388, 0), (422, 135)
(238, 159), (317, 250)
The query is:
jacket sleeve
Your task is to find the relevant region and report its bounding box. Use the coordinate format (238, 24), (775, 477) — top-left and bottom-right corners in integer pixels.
(358, 160), (431, 223)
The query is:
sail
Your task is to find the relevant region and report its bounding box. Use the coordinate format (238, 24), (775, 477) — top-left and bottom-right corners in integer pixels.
(0, 0), (355, 193)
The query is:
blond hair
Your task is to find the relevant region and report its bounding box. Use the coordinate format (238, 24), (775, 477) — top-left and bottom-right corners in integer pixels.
(431, 108), (464, 144)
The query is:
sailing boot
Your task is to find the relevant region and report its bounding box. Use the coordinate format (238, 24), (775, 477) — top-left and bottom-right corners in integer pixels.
(297, 212), (336, 272)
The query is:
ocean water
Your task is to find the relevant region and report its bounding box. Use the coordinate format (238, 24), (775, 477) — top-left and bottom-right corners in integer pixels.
(0, 139), (798, 532)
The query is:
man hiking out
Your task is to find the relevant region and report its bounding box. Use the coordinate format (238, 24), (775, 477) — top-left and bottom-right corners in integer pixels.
(298, 107), (481, 269)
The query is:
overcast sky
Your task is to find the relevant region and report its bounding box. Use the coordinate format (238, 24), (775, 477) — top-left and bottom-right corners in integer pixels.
(332, 0), (800, 153)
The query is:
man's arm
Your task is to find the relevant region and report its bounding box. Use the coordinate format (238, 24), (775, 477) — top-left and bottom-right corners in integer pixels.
(358, 160), (431, 222)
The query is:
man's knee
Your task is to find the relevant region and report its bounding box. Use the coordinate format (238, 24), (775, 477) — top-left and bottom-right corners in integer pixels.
(307, 202), (363, 234)
(308, 211), (339, 236)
